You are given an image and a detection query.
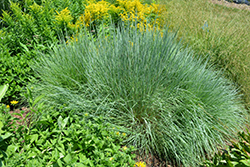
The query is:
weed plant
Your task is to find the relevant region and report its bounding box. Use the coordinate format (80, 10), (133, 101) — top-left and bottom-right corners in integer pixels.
(30, 24), (247, 166)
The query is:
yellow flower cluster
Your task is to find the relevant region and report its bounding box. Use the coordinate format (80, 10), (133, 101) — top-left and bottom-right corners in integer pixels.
(134, 161), (146, 167)
(72, 0), (165, 30)
(118, 0), (165, 29)
(55, 7), (73, 27)
(10, 100), (18, 105)
(29, 3), (43, 13)
(84, 1), (110, 25)
(63, 0), (166, 43)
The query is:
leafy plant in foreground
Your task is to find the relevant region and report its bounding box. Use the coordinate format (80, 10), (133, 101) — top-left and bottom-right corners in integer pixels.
(202, 130), (250, 167)
(0, 84), (9, 167)
(30, 24), (247, 166)
(2, 106), (136, 166)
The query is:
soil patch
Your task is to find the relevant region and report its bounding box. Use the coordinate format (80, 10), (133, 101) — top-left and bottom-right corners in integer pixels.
(9, 107), (33, 127)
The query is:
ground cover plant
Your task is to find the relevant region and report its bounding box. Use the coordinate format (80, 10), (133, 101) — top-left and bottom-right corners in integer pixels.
(0, 96), (137, 167)
(163, 0), (250, 108)
(202, 130), (250, 167)
(0, 0), (166, 105)
(29, 23), (248, 166)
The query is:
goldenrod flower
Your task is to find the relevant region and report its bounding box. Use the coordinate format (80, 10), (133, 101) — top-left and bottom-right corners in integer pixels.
(29, 3), (42, 13)
(10, 100), (18, 105)
(134, 161), (146, 167)
(55, 7), (73, 26)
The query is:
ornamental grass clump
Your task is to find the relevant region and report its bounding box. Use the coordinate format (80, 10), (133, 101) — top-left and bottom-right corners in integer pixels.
(31, 24), (247, 167)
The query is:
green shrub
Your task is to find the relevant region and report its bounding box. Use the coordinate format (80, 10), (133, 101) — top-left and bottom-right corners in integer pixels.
(0, 1), (58, 104)
(1, 103), (136, 166)
(202, 130), (250, 167)
(29, 23), (248, 166)
(0, 51), (34, 105)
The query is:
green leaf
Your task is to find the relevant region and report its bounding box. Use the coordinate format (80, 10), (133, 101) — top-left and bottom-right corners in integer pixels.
(58, 116), (69, 130)
(0, 150), (7, 158)
(240, 159), (250, 166)
(74, 163), (85, 167)
(57, 158), (63, 167)
(0, 121), (3, 131)
(26, 134), (38, 144)
(1, 132), (12, 140)
(20, 42), (30, 53)
(104, 148), (114, 153)
(64, 154), (72, 164)
(57, 146), (65, 155)
(0, 84), (8, 102)
(230, 161), (239, 166)
(27, 152), (37, 158)
(6, 145), (19, 153)
(32, 94), (45, 107)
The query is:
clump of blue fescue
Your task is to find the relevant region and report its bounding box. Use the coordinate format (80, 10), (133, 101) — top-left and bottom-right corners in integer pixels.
(31, 24), (247, 167)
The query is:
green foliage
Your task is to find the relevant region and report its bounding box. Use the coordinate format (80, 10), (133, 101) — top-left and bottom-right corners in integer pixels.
(0, 0), (166, 105)
(0, 51), (33, 104)
(202, 130), (250, 167)
(0, 84), (10, 167)
(164, 0), (250, 108)
(0, 102), (12, 166)
(0, 1), (57, 104)
(0, 102), (136, 166)
(0, 0), (25, 17)
(0, 120), (12, 167)
(30, 24), (248, 166)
